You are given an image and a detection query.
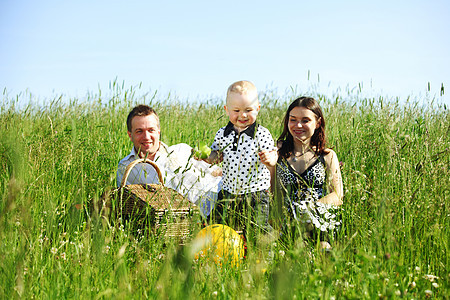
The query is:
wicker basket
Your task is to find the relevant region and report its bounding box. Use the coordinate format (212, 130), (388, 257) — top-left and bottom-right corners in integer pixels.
(100, 158), (198, 243)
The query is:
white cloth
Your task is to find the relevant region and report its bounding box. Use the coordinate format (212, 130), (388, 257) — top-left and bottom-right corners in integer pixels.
(116, 143), (221, 216)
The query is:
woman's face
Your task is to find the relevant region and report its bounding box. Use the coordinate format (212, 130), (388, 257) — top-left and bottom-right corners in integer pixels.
(288, 106), (320, 144)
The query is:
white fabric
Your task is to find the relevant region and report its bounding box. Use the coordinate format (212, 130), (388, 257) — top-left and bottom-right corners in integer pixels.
(116, 143), (221, 217)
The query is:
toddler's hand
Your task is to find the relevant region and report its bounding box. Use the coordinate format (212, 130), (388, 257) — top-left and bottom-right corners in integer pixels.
(258, 149), (278, 167)
(192, 143), (212, 160)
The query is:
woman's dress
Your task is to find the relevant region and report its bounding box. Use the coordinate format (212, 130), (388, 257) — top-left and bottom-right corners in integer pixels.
(276, 155), (341, 232)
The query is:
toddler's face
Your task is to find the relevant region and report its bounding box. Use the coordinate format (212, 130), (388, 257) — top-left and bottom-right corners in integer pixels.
(225, 91), (260, 132)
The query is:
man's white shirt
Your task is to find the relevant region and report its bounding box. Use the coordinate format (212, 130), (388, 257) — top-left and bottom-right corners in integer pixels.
(116, 143), (169, 187)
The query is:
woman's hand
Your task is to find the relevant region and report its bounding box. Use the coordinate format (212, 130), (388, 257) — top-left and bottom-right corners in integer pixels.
(317, 193), (343, 206)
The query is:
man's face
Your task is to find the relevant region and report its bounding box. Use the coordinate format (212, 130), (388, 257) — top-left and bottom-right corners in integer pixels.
(127, 114), (161, 159)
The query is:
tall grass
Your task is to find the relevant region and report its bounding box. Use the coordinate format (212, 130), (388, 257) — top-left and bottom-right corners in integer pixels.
(0, 84), (448, 298)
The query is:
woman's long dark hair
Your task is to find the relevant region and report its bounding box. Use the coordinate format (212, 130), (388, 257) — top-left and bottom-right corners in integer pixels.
(278, 97), (327, 159)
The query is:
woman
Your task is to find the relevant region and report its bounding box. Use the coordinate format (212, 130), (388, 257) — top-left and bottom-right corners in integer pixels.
(274, 97), (343, 249)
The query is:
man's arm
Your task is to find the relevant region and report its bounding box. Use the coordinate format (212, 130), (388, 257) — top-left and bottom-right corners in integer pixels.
(116, 161), (127, 187)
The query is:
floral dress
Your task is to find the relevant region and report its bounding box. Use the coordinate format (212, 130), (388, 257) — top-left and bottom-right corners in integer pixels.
(276, 155), (341, 232)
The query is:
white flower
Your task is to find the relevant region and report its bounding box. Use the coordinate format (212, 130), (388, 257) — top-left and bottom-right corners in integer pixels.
(117, 244), (127, 259)
(317, 206), (327, 214)
(61, 252), (66, 260)
(279, 250), (285, 257)
(297, 201), (307, 210)
(394, 290), (401, 296)
(424, 274), (439, 282)
(424, 290), (432, 296)
(432, 282), (439, 288)
(312, 218), (321, 228)
(50, 247), (58, 254)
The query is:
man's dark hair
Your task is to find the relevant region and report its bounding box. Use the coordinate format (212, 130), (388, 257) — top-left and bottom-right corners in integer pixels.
(126, 105), (159, 132)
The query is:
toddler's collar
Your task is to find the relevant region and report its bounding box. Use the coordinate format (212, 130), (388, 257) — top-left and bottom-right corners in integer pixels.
(223, 121), (258, 137)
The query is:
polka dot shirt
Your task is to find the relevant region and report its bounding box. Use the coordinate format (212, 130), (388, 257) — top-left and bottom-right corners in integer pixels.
(211, 121), (274, 195)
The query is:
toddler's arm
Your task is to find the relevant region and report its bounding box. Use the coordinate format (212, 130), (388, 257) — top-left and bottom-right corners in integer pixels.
(258, 149), (278, 178)
(205, 150), (223, 165)
(193, 149), (223, 165)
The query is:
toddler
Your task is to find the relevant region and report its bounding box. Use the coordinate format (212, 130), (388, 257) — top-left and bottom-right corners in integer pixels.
(198, 80), (277, 233)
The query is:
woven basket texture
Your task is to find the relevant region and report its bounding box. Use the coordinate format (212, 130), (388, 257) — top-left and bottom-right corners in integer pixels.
(97, 158), (198, 243)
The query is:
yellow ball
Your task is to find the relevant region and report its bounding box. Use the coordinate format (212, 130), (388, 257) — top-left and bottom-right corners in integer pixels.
(193, 224), (245, 267)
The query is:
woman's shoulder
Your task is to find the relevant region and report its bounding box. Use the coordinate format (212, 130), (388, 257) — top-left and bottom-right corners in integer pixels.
(323, 148), (337, 156)
(322, 148), (339, 166)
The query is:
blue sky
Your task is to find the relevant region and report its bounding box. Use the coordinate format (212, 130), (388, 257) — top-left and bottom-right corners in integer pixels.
(1, 0), (449, 105)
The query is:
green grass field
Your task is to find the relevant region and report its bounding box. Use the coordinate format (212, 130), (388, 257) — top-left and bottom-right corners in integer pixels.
(1, 84), (449, 299)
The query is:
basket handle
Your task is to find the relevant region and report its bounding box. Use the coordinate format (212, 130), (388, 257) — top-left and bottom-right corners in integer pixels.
(120, 158), (164, 187)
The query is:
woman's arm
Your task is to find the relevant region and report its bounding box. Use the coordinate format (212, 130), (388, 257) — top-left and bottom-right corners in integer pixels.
(318, 149), (343, 206)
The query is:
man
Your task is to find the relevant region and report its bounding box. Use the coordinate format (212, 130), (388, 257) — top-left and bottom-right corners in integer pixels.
(116, 104), (222, 216)
(116, 105), (168, 186)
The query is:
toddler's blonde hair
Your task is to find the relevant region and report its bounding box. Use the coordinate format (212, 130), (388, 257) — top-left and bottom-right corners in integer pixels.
(226, 80), (258, 105)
